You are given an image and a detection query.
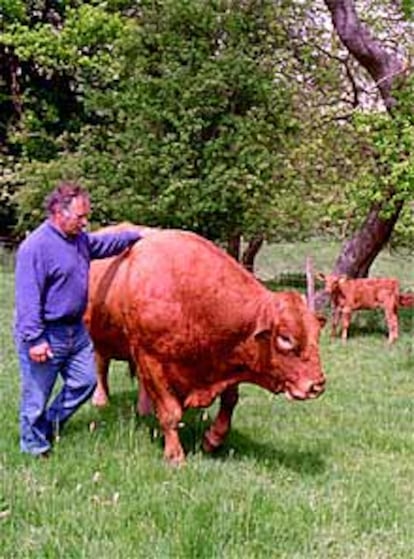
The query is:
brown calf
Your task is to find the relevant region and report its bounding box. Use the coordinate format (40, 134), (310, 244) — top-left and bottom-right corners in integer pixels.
(318, 274), (401, 344)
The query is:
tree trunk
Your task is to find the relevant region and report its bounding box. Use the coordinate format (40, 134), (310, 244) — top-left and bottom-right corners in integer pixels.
(226, 233), (264, 274)
(227, 234), (241, 261)
(332, 200), (404, 278)
(322, 0), (406, 280)
(241, 234), (264, 274)
(0, 47), (22, 144)
(9, 52), (22, 118)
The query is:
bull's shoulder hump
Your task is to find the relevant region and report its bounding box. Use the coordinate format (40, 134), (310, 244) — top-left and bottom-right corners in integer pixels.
(134, 230), (225, 260)
(138, 230), (255, 273)
(130, 229), (266, 295)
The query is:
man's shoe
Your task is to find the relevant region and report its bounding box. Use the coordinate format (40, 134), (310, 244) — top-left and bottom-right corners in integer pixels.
(46, 421), (61, 444)
(38, 450), (51, 460)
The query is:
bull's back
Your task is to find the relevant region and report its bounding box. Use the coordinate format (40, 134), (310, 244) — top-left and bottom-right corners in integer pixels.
(126, 230), (263, 301)
(119, 230), (268, 358)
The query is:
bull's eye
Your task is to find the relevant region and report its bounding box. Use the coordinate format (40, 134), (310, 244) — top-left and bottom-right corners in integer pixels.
(276, 333), (296, 352)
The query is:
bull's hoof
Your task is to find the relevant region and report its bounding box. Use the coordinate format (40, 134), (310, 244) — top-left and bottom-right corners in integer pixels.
(202, 431), (223, 454)
(164, 451), (186, 468)
(91, 392), (109, 408)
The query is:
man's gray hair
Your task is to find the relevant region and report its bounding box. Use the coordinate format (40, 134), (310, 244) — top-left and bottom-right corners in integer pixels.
(45, 181), (90, 215)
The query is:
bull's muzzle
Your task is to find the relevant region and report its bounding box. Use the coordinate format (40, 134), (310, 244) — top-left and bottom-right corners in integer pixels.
(285, 376), (326, 401)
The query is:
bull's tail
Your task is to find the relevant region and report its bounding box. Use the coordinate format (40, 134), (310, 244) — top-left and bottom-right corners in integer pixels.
(399, 292), (414, 308)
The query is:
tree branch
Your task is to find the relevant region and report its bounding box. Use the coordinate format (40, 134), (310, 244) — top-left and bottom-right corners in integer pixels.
(323, 0), (405, 110)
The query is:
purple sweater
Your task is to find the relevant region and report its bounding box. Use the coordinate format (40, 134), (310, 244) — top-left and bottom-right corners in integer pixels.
(14, 220), (142, 346)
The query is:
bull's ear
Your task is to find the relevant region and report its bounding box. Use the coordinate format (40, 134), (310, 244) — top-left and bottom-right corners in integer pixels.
(254, 327), (272, 342)
(253, 304), (273, 340)
(253, 324), (272, 373)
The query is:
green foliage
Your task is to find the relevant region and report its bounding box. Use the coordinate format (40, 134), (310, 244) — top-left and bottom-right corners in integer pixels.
(97, 1), (285, 237)
(1, 2), (129, 160)
(288, 68), (414, 248)
(14, 1), (306, 243)
(0, 154), (20, 235)
(2, 0), (413, 252)
(345, 82), (414, 246)
(402, 0), (414, 19)
(0, 0), (26, 22)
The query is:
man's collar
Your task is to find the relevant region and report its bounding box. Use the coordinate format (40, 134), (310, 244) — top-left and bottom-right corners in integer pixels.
(46, 218), (76, 240)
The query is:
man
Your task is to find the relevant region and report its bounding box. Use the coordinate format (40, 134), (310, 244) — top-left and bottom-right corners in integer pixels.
(14, 181), (145, 457)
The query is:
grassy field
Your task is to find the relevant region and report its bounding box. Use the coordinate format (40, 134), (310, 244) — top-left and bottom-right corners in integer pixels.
(0, 242), (413, 558)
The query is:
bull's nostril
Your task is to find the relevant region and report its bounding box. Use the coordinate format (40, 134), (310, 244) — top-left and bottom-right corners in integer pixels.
(311, 381), (325, 394)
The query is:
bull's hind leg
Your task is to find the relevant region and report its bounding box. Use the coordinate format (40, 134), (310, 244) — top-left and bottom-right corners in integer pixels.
(91, 352), (110, 407)
(134, 350), (185, 465)
(137, 381), (153, 416)
(203, 386), (239, 453)
(128, 360), (153, 416)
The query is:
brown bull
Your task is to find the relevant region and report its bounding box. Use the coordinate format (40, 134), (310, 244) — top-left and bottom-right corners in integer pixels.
(86, 227), (326, 465)
(317, 273), (405, 343)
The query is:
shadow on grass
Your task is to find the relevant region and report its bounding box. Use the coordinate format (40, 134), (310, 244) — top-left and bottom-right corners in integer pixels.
(68, 388), (327, 475)
(144, 417), (328, 476)
(399, 307), (414, 335)
(206, 429), (327, 476)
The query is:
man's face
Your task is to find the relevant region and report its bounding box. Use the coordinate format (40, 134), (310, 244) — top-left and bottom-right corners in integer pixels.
(57, 196), (91, 236)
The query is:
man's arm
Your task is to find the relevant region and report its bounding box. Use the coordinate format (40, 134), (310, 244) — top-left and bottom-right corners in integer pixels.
(87, 227), (149, 259)
(15, 244), (52, 361)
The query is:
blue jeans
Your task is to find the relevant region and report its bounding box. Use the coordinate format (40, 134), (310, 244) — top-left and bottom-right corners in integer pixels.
(16, 322), (97, 456)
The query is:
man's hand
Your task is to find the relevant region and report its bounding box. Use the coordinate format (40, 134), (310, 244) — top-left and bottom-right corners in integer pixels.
(29, 342), (54, 363)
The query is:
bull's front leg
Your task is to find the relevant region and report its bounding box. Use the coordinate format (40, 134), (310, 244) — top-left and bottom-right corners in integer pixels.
(135, 351), (186, 466)
(202, 386), (239, 453)
(158, 400), (186, 466)
(91, 352), (110, 407)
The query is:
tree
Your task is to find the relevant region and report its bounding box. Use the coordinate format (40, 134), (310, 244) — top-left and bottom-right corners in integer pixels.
(81, 31), (294, 239)
(3, 0), (413, 272)
(13, 1), (311, 257)
(322, 0), (414, 279)
(0, 1), (132, 234)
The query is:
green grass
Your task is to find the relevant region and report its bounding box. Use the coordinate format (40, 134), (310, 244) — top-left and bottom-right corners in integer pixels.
(1, 242), (413, 558)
